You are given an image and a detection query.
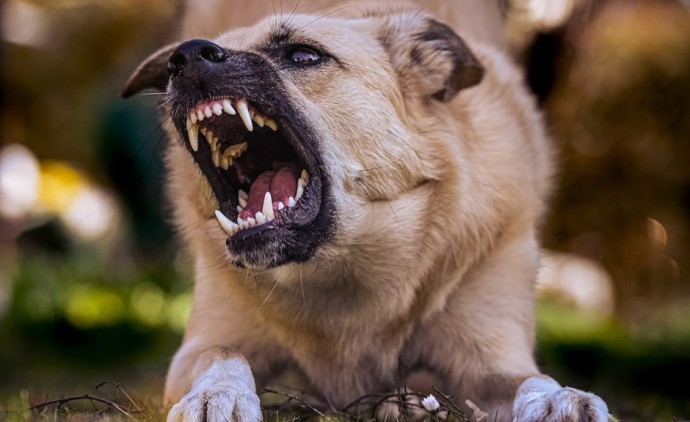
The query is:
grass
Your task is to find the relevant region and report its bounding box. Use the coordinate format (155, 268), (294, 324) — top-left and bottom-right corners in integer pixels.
(1, 386), (472, 422)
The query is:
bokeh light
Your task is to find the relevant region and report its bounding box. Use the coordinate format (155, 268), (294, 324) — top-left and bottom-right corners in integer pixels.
(0, 144), (40, 219)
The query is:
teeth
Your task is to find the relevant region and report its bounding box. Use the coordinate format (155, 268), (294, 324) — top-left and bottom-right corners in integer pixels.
(301, 169), (309, 185)
(295, 185), (304, 201)
(224, 142), (248, 158)
(236, 99), (253, 132)
(222, 99), (236, 115)
(247, 217), (256, 226)
(214, 210), (239, 235)
(239, 189), (248, 201)
(237, 205), (244, 213)
(187, 122), (199, 152)
(255, 212), (266, 225)
(288, 197), (296, 207)
(298, 177), (307, 188)
(237, 217), (247, 229)
(263, 192), (275, 221)
(277, 202), (284, 210)
(253, 114), (265, 127)
(265, 119), (278, 131)
(188, 99), (278, 166)
(238, 194), (247, 208)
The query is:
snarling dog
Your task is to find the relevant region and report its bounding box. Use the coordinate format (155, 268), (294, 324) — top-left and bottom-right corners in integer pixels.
(124, 1), (610, 421)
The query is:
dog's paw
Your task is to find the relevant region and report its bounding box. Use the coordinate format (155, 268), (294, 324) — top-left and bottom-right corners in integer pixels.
(375, 390), (426, 421)
(167, 359), (262, 422)
(167, 385), (261, 422)
(512, 376), (609, 422)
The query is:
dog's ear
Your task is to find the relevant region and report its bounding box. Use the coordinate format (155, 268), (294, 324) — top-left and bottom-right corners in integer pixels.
(122, 43), (179, 98)
(380, 14), (484, 102)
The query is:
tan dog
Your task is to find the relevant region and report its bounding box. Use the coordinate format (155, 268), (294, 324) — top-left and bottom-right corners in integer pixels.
(124, 1), (610, 420)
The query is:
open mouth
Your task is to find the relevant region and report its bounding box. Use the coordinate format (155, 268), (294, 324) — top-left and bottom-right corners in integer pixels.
(180, 96), (320, 240)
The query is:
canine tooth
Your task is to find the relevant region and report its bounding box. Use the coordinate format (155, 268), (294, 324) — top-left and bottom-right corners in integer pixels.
(196, 109), (205, 121)
(277, 202), (285, 210)
(288, 197), (296, 207)
(265, 119), (278, 131)
(253, 114), (265, 127)
(255, 212), (266, 225)
(222, 99), (236, 115)
(204, 106), (213, 118)
(238, 189), (248, 200)
(263, 192), (275, 221)
(298, 177), (307, 188)
(295, 185), (304, 201)
(187, 123), (199, 152)
(189, 112), (197, 124)
(212, 103), (223, 115)
(238, 195), (247, 208)
(237, 205), (244, 213)
(301, 169), (310, 184)
(236, 100), (253, 132)
(214, 210), (238, 235)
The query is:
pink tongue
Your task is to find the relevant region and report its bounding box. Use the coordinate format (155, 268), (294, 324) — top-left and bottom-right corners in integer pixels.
(239, 165), (298, 219)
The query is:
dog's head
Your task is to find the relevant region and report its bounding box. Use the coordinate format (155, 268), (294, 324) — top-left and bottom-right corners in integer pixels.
(124, 10), (484, 270)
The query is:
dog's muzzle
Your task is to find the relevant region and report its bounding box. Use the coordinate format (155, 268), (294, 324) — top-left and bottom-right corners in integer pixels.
(164, 39), (334, 268)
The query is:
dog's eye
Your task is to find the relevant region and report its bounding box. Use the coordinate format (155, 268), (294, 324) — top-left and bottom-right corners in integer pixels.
(287, 47), (321, 65)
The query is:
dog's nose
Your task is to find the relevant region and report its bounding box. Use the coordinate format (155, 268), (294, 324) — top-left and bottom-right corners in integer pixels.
(168, 39), (228, 77)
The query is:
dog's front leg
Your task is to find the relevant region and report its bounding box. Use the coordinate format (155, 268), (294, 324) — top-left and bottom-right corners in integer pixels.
(166, 346), (262, 422)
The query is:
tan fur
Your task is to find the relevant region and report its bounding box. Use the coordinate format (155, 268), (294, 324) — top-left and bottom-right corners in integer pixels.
(126, 1), (609, 421)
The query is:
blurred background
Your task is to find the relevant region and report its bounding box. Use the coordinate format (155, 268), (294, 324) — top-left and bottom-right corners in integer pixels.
(0, 0), (689, 420)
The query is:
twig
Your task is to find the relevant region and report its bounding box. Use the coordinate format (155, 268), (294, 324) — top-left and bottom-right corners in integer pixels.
(432, 387), (471, 421)
(29, 394), (136, 420)
(96, 381), (146, 414)
(261, 387), (328, 418)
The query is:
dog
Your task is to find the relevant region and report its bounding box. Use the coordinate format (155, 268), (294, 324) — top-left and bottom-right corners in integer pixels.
(123, 1), (610, 420)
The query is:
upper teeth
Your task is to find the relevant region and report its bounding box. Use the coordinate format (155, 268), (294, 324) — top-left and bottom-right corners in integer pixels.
(185, 98), (278, 156)
(213, 169), (311, 236)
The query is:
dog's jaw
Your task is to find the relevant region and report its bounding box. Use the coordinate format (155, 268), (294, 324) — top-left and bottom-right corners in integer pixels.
(167, 47), (336, 269)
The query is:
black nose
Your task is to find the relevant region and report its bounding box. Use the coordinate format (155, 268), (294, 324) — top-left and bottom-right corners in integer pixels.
(168, 39), (228, 77)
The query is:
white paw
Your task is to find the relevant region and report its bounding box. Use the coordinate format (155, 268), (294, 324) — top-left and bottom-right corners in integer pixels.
(167, 384), (261, 422)
(167, 359), (262, 422)
(376, 392), (428, 421)
(513, 376), (609, 422)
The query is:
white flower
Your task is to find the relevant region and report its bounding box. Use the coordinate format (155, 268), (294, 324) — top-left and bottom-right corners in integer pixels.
(421, 394), (440, 413)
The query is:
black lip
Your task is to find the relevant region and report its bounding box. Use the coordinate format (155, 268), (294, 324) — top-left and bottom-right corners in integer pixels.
(166, 48), (335, 267)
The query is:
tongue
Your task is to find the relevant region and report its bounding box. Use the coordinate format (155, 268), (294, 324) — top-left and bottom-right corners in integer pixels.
(239, 165), (299, 219)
